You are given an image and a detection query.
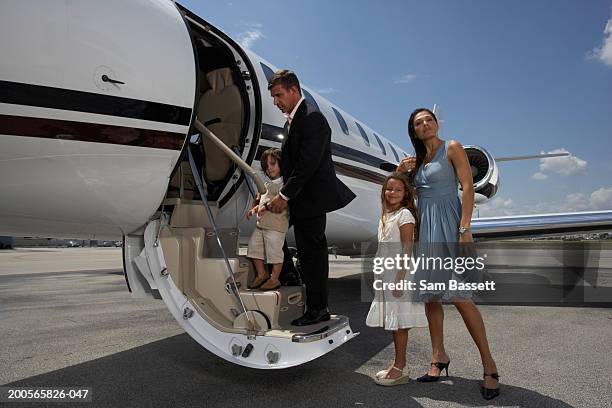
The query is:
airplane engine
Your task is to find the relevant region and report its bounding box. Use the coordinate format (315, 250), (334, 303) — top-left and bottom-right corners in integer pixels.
(463, 145), (499, 204)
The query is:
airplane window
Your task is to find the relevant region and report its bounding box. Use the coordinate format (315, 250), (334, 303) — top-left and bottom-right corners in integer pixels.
(355, 122), (370, 146)
(388, 143), (400, 162)
(260, 63), (275, 82)
(332, 107), (349, 136)
(302, 88), (320, 110)
(373, 133), (386, 155)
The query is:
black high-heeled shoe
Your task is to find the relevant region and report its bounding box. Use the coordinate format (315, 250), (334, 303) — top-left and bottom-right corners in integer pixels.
(481, 372), (500, 400)
(416, 360), (450, 382)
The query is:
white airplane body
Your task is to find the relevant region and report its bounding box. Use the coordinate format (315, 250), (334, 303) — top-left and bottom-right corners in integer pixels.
(1, 0), (611, 369)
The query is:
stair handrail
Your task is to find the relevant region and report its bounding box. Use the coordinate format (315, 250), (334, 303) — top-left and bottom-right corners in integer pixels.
(186, 138), (255, 333)
(193, 119), (266, 195)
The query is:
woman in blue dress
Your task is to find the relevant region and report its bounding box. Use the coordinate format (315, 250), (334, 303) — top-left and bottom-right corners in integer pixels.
(397, 108), (500, 400)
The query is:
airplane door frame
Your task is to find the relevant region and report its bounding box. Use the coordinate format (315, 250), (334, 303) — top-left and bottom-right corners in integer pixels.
(175, 3), (263, 210)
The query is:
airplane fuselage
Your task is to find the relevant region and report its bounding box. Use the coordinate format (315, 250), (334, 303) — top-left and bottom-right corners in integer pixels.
(0, 0), (404, 250)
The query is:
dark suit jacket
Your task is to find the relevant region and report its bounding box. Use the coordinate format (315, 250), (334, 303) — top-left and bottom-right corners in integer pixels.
(280, 100), (356, 221)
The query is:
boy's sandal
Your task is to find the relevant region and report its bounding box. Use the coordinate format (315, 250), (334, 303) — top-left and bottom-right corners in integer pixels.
(258, 278), (281, 290)
(248, 275), (270, 289)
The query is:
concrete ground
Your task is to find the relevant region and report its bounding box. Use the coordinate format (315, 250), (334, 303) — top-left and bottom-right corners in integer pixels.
(1, 248), (611, 407)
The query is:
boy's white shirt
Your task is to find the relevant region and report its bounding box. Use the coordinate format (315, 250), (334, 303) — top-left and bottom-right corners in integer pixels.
(256, 177), (289, 232)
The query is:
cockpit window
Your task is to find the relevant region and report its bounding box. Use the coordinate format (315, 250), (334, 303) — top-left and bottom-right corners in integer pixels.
(332, 107), (349, 136)
(355, 122), (370, 146)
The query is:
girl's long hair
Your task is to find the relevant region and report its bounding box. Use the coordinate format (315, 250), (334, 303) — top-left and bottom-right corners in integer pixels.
(380, 172), (419, 241)
(407, 107), (438, 184)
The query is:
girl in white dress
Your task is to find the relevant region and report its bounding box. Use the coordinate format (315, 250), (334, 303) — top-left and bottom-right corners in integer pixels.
(366, 172), (428, 386)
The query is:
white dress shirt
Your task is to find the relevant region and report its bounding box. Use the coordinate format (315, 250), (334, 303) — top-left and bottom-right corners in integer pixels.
(285, 96), (305, 130)
(279, 96), (305, 201)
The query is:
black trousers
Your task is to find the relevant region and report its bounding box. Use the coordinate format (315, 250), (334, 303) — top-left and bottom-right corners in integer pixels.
(279, 241), (300, 285)
(293, 214), (328, 311)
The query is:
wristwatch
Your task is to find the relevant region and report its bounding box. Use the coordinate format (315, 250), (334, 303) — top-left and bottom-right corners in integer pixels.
(459, 226), (470, 235)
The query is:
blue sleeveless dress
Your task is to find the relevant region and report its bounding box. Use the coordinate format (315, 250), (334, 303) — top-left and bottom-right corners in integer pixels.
(414, 140), (471, 300)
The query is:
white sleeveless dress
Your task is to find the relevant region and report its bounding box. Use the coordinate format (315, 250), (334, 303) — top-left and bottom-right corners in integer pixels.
(365, 208), (428, 330)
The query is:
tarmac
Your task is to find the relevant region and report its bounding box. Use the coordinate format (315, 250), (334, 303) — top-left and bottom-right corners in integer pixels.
(1, 247), (612, 407)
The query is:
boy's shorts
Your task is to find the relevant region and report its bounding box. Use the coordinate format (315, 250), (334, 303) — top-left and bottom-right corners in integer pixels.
(247, 227), (285, 264)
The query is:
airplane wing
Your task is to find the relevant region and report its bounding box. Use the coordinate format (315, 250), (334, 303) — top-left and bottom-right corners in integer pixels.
(494, 152), (569, 162)
(472, 210), (612, 240)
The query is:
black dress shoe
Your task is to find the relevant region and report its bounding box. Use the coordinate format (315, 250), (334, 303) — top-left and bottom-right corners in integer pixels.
(291, 309), (331, 326)
(279, 276), (300, 286)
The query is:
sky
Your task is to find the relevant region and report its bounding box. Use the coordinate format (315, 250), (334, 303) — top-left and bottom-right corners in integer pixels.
(182, 0), (612, 217)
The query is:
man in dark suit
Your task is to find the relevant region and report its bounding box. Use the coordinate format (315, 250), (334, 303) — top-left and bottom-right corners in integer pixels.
(266, 70), (356, 326)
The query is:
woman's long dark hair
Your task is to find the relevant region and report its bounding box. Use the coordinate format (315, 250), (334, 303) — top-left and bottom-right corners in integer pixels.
(380, 172), (419, 241)
(407, 108), (438, 184)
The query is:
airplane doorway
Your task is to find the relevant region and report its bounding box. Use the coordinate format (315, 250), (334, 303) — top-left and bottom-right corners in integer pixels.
(166, 11), (261, 206)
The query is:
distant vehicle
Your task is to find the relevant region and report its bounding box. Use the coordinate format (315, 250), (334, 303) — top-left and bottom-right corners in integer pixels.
(65, 240), (81, 248)
(0, 236), (14, 249)
(99, 240), (122, 247)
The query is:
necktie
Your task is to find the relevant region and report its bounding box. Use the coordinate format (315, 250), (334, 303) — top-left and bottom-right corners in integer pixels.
(285, 114), (292, 132)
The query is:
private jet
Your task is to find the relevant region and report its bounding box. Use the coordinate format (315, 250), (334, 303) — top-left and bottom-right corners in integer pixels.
(1, 0), (611, 369)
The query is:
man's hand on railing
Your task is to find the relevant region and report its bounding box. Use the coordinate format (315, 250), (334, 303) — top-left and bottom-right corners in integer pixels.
(267, 194), (288, 213)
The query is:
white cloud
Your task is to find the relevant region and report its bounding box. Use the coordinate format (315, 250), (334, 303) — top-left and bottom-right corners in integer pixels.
(589, 15), (612, 67)
(478, 197), (516, 217)
(589, 187), (612, 210)
(315, 88), (338, 95)
(531, 148), (587, 180)
(394, 74), (417, 84)
(560, 193), (590, 212)
(531, 172), (548, 180)
(546, 188), (612, 213)
(237, 29), (263, 49)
